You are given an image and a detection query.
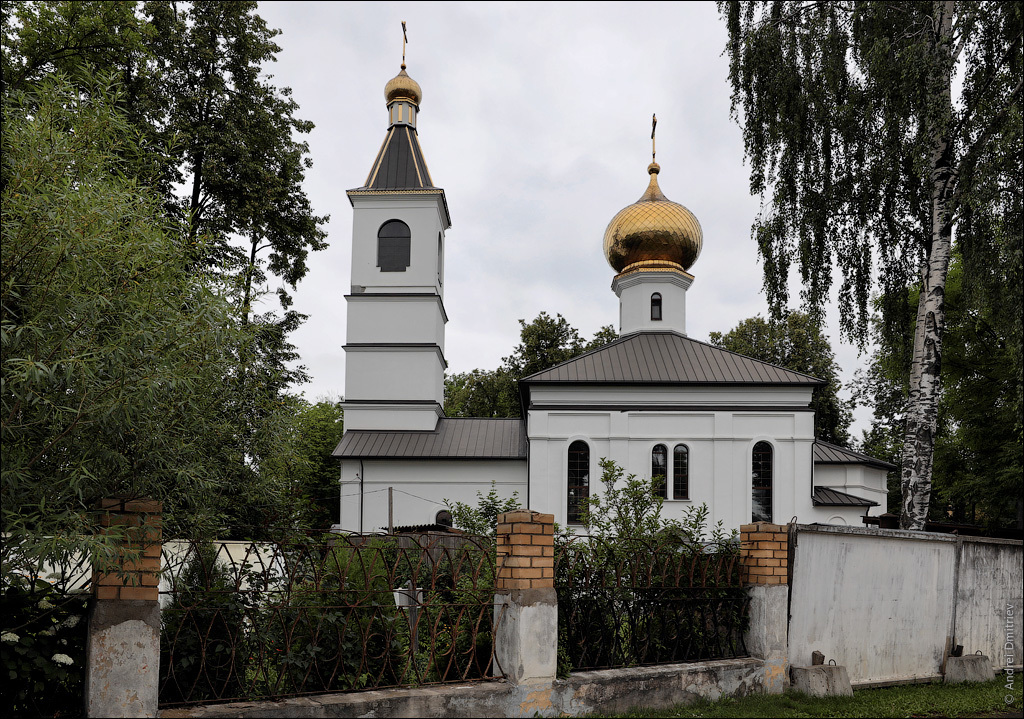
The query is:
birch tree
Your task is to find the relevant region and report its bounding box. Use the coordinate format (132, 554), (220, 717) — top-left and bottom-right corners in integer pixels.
(720, 1), (1022, 529)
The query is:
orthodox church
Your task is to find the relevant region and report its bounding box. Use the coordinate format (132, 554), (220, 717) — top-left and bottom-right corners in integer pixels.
(332, 60), (892, 533)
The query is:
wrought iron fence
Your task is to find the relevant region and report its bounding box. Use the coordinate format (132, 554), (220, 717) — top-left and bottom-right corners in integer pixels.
(555, 535), (748, 671)
(158, 531), (504, 706)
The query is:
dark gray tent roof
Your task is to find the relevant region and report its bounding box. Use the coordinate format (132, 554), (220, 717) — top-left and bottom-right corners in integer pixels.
(813, 440), (897, 470)
(359, 124), (434, 190)
(812, 486), (880, 507)
(521, 331), (824, 386)
(333, 418), (527, 460)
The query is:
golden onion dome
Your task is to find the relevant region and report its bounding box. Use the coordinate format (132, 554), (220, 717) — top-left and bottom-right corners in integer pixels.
(603, 162), (702, 274)
(384, 64), (422, 106)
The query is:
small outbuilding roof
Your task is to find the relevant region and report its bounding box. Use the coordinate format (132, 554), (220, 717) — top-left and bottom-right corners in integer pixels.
(333, 417), (527, 460)
(813, 440), (897, 471)
(812, 486), (880, 507)
(520, 331), (824, 386)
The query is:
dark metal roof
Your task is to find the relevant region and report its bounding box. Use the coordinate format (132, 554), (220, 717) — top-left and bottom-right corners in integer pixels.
(360, 124), (434, 190)
(333, 418), (527, 460)
(813, 440), (897, 470)
(521, 331), (824, 386)
(812, 486), (879, 507)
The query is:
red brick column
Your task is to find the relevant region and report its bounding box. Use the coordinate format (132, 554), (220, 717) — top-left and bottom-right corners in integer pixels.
(496, 510), (554, 590)
(93, 498), (162, 600)
(740, 522), (789, 585)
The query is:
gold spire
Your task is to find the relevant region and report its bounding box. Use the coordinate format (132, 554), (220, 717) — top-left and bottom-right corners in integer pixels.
(603, 121), (702, 275)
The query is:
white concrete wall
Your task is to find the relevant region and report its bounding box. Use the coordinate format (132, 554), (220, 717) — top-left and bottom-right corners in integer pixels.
(954, 538), (1023, 667)
(790, 525), (955, 684)
(788, 525), (1023, 683)
(344, 347), (444, 403)
(339, 459), (528, 533)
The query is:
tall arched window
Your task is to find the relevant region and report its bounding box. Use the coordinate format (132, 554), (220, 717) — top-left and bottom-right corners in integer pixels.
(567, 441), (590, 524)
(651, 293), (663, 321)
(752, 441), (773, 523)
(377, 220), (411, 272)
(673, 444), (689, 500)
(652, 444), (668, 498)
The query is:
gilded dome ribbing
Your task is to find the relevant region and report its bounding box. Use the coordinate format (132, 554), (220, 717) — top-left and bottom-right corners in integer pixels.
(385, 64), (422, 106)
(603, 162), (702, 274)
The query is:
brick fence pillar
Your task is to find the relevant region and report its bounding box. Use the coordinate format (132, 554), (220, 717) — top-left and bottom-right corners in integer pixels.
(493, 510), (557, 685)
(85, 498), (162, 718)
(740, 522), (790, 694)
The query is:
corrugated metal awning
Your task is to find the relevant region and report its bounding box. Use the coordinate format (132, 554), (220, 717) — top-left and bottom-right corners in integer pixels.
(812, 486), (879, 507)
(813, 440), (897, 470)
(333, 417), (527, 460)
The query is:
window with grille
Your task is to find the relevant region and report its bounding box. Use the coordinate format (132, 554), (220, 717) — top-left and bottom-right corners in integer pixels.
(673, 444), (689, 500)
(377, 220), (411, 271)
(567, 441), (590, 524)
(652, 444), (668, 498)
(752, 441), (773, 523)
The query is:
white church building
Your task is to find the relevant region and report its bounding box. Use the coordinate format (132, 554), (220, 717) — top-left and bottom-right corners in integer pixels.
(333, 61), (892, 533)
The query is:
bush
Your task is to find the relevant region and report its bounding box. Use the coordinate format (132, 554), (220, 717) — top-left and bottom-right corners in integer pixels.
(0, 573), (88, 718)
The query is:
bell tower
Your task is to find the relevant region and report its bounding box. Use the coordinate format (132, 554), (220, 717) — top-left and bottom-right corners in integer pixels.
(342, 52), (451, 431)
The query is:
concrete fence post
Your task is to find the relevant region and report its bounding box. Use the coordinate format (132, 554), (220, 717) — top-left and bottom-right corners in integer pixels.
(85, 498), (162, 718)
(740, 522), (790, 694)
(493, 510), (557, 685)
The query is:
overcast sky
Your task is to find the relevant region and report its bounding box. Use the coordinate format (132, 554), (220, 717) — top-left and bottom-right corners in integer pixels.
(254, 1), (874, 438)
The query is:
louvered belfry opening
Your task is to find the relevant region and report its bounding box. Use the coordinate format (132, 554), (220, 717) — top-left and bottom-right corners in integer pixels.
(377, 219), (411, 272)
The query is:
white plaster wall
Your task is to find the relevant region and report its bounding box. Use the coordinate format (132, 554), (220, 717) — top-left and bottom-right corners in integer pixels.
(616, 274), (692, 335)
(788, 526), (957, 683)
(339, 459), (528, 533)
(340, 404), (441, 432)
(811, 465), (889, 518)
(344, 349), (444, 402)
(349, 196), (446, 294)
(347, 296), (446, 348)
(527, 399), (820, 531)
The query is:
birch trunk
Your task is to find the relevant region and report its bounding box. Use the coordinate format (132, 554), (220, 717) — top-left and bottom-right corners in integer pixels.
(900, 1), (955, 531)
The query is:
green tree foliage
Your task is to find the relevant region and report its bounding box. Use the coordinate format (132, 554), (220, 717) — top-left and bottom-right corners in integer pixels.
(856, 257), (1023, 528)
(2, 2), (331, 537)
(444, 483), (521, 537)
(261, 398), (345, 530)
(444, 313), (616, 418)
(709, 311), (853, 445)
(720, 1), (1022, 529)
(1, 76), (245, 549)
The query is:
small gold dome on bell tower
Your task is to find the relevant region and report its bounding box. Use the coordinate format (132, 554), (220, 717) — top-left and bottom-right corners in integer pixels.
(603, 161), (703, 275)
(385, 64), (422, 106)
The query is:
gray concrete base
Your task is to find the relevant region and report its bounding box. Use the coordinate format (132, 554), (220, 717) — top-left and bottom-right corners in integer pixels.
(86, 599), (161, 718)
(744, 584), (789, 693)
(493, 588), (557, 684)
(790, 665), (853, 697)
(158, 658), (764, 718)
(944, 655), (994, 684)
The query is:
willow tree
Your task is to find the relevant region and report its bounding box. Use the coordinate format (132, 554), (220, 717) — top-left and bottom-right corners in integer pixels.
(721, 1), (1022, 529)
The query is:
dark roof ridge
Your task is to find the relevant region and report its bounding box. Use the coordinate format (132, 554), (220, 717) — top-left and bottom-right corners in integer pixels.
(813, 439), (898, 470)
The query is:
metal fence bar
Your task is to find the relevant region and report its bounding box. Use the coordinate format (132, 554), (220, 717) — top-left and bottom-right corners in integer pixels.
(158, 531), (504, 707)
(555, 535), (749, 671)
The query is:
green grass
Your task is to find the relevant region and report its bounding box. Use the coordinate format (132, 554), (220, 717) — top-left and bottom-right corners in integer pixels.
(606, 677), (1023, 718)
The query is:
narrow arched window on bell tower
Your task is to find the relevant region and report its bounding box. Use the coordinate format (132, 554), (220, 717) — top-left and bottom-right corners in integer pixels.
(378, 220), (411, 272)
(651, 293), (662, 321)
